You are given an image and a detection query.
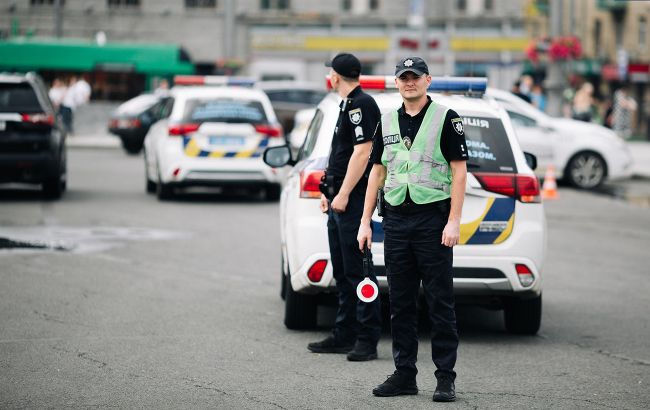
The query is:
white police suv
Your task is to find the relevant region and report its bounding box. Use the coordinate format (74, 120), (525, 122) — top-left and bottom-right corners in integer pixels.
(264, 77), (547, 335)
(143, 76), (285, 200)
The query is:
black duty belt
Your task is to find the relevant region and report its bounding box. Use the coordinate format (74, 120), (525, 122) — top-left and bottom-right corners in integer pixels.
(384, 199), (450, 215)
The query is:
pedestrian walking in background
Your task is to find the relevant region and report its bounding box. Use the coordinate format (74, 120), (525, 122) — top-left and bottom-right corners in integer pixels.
(307, 53), (382, 362)
(357, 56), (468, 402)
(73, 74), (92, 107)
(58, 76), (77, 134)
(530, 84), (547, 112)
(572, 82), (596, 122)
(154, 79), (170, 96)
(511, 80), (532, 103)
(48, 78), (67, 111)
(612, 84), (638, 139)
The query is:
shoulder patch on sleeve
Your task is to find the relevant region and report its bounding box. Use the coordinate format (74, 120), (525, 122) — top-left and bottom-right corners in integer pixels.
(349, 108), (362, 125)
(355, 126), (364, 141)
(451, 117), (464, 135)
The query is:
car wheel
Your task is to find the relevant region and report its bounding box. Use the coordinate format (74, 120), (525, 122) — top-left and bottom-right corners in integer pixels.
(284, 274), (317, 330)
(565, 151), (606, 189)
(280, 251), (287, 300)
(42, 177), (64, 199)
(42, 154), (65, 199)
(156, 166), (173, 200)
(121, 138), (142, 155)
(265, 184), (281, 201)
(503, 294), (542, 335)
(144, 152), (156, 194)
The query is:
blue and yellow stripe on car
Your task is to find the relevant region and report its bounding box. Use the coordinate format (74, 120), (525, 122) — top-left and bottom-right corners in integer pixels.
(370, 197), (515, 245)
(460, 197), (515, 245)
(182, 136), (269, 158)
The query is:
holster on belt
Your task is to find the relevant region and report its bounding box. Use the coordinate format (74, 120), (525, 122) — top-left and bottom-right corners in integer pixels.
(319, 172), (339, 200)
(376, 188), (385, 217)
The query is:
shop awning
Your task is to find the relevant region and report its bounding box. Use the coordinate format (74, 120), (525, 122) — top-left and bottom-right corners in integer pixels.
(0, 37), (194, 75)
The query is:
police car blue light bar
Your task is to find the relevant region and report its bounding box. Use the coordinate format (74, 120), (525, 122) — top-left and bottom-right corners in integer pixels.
(327, 75), (487, 95)
(174, 75), (256, 87)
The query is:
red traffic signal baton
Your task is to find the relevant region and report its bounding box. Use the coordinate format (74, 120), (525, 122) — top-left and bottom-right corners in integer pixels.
(357, 245), (379, 303)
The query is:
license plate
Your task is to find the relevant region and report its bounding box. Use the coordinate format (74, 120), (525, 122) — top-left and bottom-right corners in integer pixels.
(0, 121), (5, 131)
(209, 136), (245, 146)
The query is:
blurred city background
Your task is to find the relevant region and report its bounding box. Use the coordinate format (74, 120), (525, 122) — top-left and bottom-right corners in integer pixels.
(0, 0), (648, 139)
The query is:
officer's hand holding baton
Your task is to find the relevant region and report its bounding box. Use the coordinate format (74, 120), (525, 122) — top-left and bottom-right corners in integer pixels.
(357, 218), (373, 250)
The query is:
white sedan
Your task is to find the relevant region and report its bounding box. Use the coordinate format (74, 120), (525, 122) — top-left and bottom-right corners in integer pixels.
(487, 88), (633, 189)
(143, 77), (286, 200)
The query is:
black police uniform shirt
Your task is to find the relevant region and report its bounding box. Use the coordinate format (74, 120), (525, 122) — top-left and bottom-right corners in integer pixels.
(369, 96), (468, 202)
(327, 86), (381, 181)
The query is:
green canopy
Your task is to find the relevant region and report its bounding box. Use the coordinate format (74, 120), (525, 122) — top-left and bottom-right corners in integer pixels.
(0, 37), (194, 75)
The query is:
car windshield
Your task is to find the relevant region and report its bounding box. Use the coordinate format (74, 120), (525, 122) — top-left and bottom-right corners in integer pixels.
(116, 94), (160, 114)
(0, 83), (41, 113)
(460, 116), (517, 173)
(183, 98), (268, 124)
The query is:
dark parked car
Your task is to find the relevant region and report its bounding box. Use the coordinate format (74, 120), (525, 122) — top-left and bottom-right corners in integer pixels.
(0, 72), (67, 199)
(108, 93), (169, 154)
(256, 81), (327, 133)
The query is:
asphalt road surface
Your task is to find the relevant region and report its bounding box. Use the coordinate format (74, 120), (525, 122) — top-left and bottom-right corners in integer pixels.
(1, 148), (649, 409)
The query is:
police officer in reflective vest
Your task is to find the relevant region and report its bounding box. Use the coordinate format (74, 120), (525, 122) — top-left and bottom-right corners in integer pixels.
(358, 57), (468, 402)
(307, 53), (382, 361)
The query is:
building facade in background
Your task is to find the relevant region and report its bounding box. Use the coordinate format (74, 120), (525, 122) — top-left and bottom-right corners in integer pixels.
(1, 0), (528, 89)
(526, 0), (650, 135)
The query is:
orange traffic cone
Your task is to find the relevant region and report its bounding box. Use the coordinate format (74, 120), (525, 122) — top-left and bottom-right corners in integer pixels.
(541, 165), (559, 200)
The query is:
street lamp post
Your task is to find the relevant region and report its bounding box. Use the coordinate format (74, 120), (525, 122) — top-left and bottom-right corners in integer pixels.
(54, 0), (63, 38)
(545, 0), (565, 117)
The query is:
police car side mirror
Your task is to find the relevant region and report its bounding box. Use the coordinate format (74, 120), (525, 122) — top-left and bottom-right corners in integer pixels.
(524, 152), (537, 171)
(263, 145), (295, 168)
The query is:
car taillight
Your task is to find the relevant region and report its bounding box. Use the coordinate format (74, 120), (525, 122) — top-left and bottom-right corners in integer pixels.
(515, 263), (534, 287)
(255, 124), (283, 138)
(168, 123), (200, 136)
(473, 172), (541, 203)
(21, 113), (54, 125)
(515, 174), (541, 203)
(300, 169), (324, 199)
(307, 259), (327, 282)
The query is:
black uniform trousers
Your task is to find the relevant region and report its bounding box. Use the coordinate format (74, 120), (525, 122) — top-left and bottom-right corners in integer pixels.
(327, 185), (381, 346)
(383, 203), (459, 379)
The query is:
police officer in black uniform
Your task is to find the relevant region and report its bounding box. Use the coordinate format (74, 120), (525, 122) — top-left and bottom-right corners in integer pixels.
(358, 57), (468, 402)
(307, 53), (382, 361)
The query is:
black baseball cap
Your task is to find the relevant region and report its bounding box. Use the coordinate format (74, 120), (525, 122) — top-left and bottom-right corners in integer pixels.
(395, 57), (429, 77)
(326, 53), (361, 79)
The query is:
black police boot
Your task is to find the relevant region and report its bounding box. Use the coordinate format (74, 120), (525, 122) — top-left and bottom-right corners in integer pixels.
(432, 373), (456, 402)
(372, 371), (418, 397)
(346, 341), (377, 362)
(307, 335), (354, 354)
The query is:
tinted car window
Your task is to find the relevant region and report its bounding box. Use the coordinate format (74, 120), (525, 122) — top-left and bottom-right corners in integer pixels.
(0, 83), (41, 113)
(183, 99), (268, 124)
(507, 110), (538, 128)
(116, 94), (160, 115)
(461, 116), (517, 173)
(297, 109), (324, 161)
(265, 90), (327, 105)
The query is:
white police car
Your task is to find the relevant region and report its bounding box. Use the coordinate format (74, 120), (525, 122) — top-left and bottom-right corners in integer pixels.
(143, 76), (285, 200)
(487, 87), (633, 189)
(264, 76), (547, 335)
